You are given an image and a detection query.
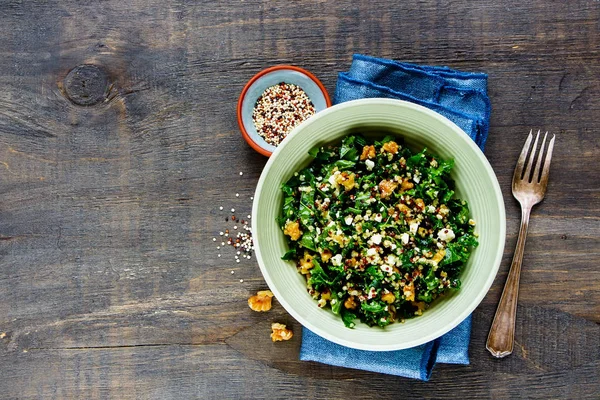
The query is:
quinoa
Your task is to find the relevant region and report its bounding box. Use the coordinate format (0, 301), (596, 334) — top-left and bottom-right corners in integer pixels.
(252, 82), (316, 146)
(278, 135), (478, 328)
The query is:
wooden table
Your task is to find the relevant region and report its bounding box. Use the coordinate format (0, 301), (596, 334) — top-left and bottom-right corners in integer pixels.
(1, 1), (598, 398)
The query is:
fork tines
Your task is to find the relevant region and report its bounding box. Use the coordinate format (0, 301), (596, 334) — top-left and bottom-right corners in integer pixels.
(515, 129), (556, 184)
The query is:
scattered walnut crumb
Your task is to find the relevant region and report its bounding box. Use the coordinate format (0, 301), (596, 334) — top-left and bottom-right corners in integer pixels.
(248, 290), (274, 312)
(270, 323), (293, 342)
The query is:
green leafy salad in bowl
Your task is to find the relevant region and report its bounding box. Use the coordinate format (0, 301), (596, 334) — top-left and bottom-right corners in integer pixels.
(278, 135), (478, 329)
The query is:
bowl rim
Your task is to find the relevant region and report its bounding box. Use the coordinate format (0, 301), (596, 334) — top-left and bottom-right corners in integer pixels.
(237, 65), (332, 157)
(253, 98), (505, 351)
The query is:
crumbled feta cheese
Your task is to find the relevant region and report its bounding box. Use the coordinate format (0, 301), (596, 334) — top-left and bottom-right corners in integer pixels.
(437, 228), (455, 242)
(344, 215), (353, 225)
(366, 247), (378, 257)
(371, 233), (382, 245)
(374, 213), (383, 222)
(409, 221), (419, 235)
(328, 171), (339, 185)
(331, 254), (343, 266)
(380, 264), (393, 273)
(367, 287), (377, 299)
(365, 159), (375, 171)
(401, 233), (410, 245)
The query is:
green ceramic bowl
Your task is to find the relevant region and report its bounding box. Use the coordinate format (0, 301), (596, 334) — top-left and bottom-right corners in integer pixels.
(252, 98), (505, 351)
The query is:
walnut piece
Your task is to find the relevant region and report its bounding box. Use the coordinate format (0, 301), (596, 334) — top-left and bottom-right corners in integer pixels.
(299, 251), (314, 274)
(432, 249), (446, 265)
(270, 323), (293, 342)
(378, 179), (398, 199)
(283, 220), (302, 241)
(344, 296), (358, 310)
(334, 171), (356, 192)
(381, 141), (399, 154)
(248, 290), (274, 312)
(360, 145), (376, 160)
(400, 177), (414, 191)
(320, 249), (332, 263)
(381, 292), (396, 304)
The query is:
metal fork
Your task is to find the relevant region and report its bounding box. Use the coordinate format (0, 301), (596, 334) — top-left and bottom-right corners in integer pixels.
(486, 130), (556, 358)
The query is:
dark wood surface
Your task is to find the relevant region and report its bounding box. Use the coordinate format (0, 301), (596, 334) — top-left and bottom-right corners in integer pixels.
(1, 1), (598, 398)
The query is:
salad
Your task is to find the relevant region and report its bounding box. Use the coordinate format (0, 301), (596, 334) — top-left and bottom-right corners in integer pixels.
(278, 135), (478, 328)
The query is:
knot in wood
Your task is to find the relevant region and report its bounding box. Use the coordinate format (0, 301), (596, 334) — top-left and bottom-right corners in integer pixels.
(63, 64), (109, 106)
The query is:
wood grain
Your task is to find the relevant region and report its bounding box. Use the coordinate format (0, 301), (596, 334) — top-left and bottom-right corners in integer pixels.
(0, 0), (598, 398)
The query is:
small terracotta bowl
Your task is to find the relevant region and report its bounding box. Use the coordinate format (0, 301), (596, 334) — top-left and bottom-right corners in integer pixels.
(237, 65), (332, 157)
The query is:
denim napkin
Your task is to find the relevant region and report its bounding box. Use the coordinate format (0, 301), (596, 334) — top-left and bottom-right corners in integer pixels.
(299, 54), (491, 381)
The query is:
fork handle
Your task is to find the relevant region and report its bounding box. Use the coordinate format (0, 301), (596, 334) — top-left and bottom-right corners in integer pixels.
(486, 205), (532, 358)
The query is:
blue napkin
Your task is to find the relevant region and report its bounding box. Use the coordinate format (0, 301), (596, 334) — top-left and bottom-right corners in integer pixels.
(299, 54), (491, 381)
